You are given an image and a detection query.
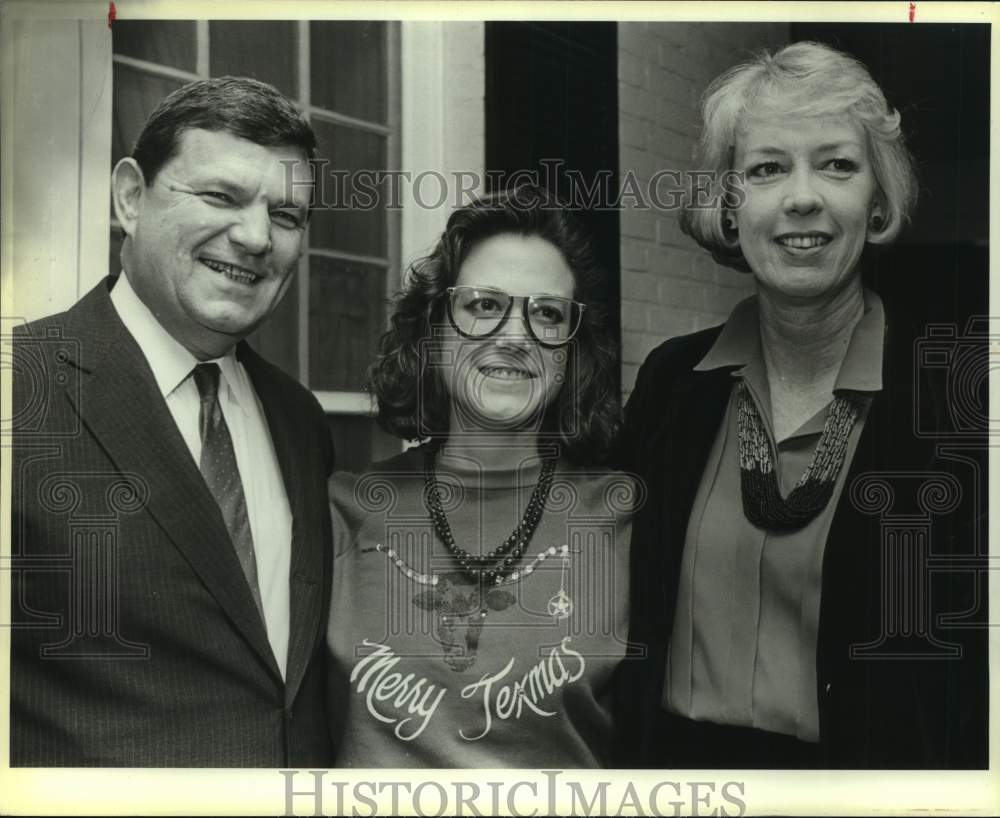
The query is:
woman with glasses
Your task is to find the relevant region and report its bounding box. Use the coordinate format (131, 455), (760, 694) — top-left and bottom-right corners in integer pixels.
(325, 185), (637, 767)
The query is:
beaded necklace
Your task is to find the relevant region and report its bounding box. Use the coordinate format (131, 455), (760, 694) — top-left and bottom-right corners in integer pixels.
(737, 380), (863, 532)
(423, 447), (557, 585)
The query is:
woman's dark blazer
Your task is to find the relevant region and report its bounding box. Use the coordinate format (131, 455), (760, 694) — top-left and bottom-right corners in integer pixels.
(613, 300), (988, 768)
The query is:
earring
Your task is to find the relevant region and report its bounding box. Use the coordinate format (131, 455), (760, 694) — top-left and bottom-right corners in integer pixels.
(869, 211), (885, 231)
(723, 213), (737, 232)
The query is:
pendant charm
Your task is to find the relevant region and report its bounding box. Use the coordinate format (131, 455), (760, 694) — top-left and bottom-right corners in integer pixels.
(547, 589), (573, 619)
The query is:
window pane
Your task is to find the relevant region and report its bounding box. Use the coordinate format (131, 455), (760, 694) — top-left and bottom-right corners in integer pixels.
(310, 120), (387, 257)
(209, 21), (298, 100)
(113, 20), (197, 72)
(112, 65), (186, 166)
(308, 255), (385, 391)
(310, 21), (386, 123)
(245, 272), (300, 382)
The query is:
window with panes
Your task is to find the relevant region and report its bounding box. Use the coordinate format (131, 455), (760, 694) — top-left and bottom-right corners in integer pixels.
(110, 20), (401, 471)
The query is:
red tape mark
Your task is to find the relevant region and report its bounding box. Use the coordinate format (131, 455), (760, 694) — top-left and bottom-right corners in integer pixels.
(909, 2), (916, 22)
(108, 1), (116, 28)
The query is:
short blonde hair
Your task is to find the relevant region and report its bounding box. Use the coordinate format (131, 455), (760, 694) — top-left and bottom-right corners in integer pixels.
(681, 41), (918, 272)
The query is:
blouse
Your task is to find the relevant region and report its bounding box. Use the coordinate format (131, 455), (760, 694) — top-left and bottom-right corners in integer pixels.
(664, 290), (885, 741)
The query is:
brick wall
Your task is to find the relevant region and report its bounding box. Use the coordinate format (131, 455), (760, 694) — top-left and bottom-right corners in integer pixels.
(618, 22), (789, 394)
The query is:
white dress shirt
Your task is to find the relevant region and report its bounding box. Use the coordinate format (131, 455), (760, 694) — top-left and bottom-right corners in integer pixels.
(110, 273), (292, 678)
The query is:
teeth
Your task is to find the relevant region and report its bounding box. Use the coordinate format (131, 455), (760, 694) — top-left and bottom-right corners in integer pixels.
(480, 366), (532, 380)
(202, 259), (259, 283)
(778, 236), (829, 249)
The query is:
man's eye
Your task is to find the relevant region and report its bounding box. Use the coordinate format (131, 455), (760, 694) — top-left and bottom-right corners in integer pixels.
(201, 191), (234, 204)
(271, 211), (303, 229)
(748, 162), (783, 179)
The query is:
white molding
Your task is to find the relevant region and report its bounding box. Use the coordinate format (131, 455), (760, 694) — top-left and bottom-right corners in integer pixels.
(400, 21), (485, 282)
(4, 19), (112, 321)
(314, 391), (376, 415)
(195, 20), (209, 77)
(309, 106), (392, 136)
(297, 19), (311, 385)
(113, 54), (200, 84)
(78, 20), (113, 295)
(309, 247), (388, 268)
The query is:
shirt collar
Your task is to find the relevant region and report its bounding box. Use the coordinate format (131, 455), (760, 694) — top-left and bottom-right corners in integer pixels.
(836, 289), (885, 393)
(215, 354), (254, 417)
(693, 295), (761, 372)
(694, 288), (886, 394)
(109, 273), (251, 414)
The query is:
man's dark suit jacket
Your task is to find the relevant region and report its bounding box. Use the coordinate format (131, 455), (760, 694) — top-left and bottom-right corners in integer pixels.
(614, 299), (988, 768)
(10, 277), (335, 766)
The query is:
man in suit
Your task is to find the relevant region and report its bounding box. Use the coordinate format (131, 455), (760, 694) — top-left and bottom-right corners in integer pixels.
(11, 76), (335, 766)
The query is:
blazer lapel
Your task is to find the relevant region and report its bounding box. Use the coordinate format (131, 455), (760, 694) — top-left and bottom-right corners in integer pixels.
(63, 281), (282, 680)
(664, 367), (734, 495)
(628, 352), (734, 636)
(657, 365), (735, 624)
(239, 345), (324, 706)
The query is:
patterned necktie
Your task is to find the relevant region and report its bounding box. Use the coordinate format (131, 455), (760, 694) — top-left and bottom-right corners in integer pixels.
(192, 363), (265, 622)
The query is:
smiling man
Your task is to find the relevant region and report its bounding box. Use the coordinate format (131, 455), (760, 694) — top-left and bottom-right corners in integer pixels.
(11, 77), (336, 766)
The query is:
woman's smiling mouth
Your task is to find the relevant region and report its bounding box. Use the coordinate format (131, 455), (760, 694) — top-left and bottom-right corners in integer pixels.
(477, 365), (537, 381)
(775, 233), (832, 251)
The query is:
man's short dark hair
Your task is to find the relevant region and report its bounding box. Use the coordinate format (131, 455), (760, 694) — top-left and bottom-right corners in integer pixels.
(131, 75), (317, 185)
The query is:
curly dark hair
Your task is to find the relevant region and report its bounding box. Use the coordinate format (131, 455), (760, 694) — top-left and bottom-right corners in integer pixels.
(369, 185), (620, 466)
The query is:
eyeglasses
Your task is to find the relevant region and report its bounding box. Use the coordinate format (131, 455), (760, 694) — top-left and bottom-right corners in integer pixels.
(445, 286), (586, 347)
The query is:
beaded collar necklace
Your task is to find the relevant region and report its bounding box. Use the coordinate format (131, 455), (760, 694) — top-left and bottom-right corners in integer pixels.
(737, 380), (863, 532)
(422, 447), (557, 585)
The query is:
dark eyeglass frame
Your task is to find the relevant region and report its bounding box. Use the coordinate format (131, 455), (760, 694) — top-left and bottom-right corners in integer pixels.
(444, 285), (587, 348)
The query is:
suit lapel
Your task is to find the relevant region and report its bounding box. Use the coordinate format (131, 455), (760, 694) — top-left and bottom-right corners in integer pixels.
(63, 281), (282, 681)
(239, 345), (324, 706)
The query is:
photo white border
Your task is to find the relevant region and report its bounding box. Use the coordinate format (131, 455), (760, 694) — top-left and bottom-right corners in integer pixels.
(1, 0), (996, 815)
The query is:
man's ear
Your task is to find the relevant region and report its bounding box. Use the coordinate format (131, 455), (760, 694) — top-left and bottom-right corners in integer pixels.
(111, 158), (146, 237)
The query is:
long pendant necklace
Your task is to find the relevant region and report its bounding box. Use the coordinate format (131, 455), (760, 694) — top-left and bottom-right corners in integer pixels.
(423, 447), (557, 586)
(738, 380), (863, 532)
